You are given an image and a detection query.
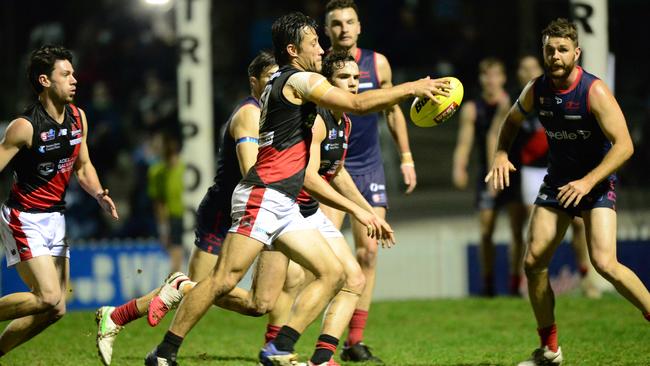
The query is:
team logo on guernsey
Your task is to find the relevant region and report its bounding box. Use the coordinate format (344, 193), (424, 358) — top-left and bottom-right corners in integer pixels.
(328, 129), (337, 140)
(40, 129), (55, 142)
(566, 101), (580, 109)
(37, 162), (55, 176)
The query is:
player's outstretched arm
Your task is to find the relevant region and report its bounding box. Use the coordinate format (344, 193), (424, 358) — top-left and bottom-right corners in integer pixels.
(73, 108), (118, 219)
(452, 102), (476, 190)
(485, 80), (531, 190)
(557, 80), (634, 208)
(0, 118), (32, 173)
(230, 103), (260, 176)
(376, 53), (417, 194)
(290, 72), (450, 115)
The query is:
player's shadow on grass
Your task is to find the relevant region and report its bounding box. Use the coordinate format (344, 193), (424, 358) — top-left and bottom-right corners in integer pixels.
(123, 354), (257, 363)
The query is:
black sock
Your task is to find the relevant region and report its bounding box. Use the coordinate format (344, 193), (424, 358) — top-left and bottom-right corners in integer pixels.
(0, 349), (5, 358)
(157, 331), (184, 360)
(311, 334), (339, 364)
(273, 326), (301, 352)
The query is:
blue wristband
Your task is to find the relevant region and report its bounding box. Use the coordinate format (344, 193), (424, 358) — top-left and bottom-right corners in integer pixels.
(236, 136), (258, 145)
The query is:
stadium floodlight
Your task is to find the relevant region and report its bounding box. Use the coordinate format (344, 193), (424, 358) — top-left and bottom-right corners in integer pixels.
(144, 0), (170, 5)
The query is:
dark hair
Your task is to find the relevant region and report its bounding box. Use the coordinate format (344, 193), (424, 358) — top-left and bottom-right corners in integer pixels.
(325, 0), (359, 15)
(321, 50), (355, 80)
(271, 12), (318, 66)
(27, 45), (73, 94)
(478, 57), (505, 74)
(247, 50), (276, 79)
(542, 18), (579, 46)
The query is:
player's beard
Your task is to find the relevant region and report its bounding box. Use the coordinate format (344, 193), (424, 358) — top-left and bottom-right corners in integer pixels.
(545, 59), (575, 81)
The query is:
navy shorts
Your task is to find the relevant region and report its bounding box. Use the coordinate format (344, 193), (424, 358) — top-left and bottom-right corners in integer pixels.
(350, 166), (388, 208)
(193, 188), (231, 255)
(475, 172), (522, 210)
(534, 180), (616, 217)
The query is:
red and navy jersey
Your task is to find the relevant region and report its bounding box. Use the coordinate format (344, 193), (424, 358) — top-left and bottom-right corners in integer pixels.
(241, 65), (317, 199)
(6, 103), (84, 212)
(345, 48), (382, 174)
(532, 66), (614, 188)
(210, 96), (260, 205)
(297, 107), (351, 217)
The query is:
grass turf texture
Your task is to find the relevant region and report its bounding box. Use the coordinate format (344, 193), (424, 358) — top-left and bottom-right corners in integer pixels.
(0, 294), (647, 365)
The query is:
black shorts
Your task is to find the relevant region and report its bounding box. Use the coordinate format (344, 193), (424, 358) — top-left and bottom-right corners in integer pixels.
(193, 189), (231, 255)
(475, 172), (522, 210)
(534, 181), (616, 217)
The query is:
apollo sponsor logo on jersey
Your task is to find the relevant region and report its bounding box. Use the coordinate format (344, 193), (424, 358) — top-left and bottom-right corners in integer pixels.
(545, 129), (592, 140)
(40, 129), (56, 142)
(259, 131), (274, 147)
(555, 96), (563, 104)
(37, 162), (55, 176)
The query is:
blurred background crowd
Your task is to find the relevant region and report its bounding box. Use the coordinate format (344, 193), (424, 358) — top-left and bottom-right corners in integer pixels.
(0, 0), (648, 242)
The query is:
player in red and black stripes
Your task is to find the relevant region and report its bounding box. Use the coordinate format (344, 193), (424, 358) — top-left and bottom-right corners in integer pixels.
(0, 45), (118, 358)
(145, 12), (450, 366)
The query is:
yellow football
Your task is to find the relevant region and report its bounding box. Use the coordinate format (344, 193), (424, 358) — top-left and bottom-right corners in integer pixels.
(409, 76), (464, 127)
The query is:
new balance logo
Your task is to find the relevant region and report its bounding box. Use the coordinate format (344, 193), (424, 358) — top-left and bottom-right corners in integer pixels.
(545, 129), (592, 140)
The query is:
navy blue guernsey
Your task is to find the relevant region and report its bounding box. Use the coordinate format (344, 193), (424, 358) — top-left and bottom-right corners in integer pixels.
(532, 66), (614, 188)
(345, 48), (382, 174)
(241, 65), (317, 199)
(209, 96), (260, 205)
(6, 103), (83, 212)
(473, 98), (497, 178)
(474, 97), (523, 178)
(296, 107), (351, 217)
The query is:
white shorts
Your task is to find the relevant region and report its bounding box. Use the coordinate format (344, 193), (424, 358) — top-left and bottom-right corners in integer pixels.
(305, 208), (343, 239)
(0, 205), (69, 267)
(521, 166), (547, 205)
(229, 184), (314, 246)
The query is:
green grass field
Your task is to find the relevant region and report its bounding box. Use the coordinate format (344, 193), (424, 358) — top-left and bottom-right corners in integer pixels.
(0, 294), (647, 365)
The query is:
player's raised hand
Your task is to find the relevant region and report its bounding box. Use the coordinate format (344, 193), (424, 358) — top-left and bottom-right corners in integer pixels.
(484, 151), (516, 191)
(557, 178), (594, 208)
(411, 77), (450, 103)
(96, 188), (119, 220)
